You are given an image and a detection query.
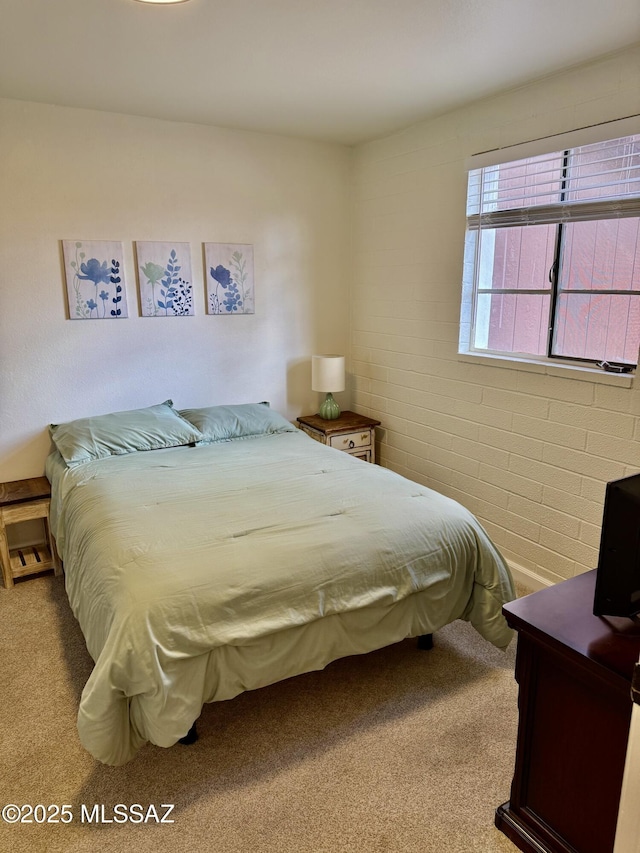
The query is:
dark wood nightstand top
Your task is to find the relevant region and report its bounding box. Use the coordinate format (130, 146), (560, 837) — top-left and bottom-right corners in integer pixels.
(0, 477), (51, 509)
(297, 411), (381, 436)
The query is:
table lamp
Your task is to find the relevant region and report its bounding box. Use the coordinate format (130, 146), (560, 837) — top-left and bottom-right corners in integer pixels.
(312, 355), (345, 420)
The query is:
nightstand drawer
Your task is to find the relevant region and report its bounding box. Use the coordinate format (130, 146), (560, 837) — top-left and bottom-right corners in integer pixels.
(329, 431), (372, 452)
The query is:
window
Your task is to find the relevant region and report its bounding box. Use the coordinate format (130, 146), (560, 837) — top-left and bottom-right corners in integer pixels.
(462, 132), (640, 369)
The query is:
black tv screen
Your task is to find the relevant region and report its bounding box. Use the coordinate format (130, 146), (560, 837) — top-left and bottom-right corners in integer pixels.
(594, 473), (640, 618)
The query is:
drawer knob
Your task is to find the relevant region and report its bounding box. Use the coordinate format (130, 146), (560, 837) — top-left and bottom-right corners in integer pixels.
(348, 440), (355, 449)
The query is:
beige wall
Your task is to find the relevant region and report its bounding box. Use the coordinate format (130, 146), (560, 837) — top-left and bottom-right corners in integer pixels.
(3, 49), (640, 587)
(351, 46), (640, 589)
(0, 99), (352, 481)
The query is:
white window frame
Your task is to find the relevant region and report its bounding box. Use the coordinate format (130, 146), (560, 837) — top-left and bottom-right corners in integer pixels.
(458, 116), (640, 385)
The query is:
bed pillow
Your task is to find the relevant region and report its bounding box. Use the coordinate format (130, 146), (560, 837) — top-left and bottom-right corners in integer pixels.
(178, 402), (296, 444)
(50, 400), (204, 466)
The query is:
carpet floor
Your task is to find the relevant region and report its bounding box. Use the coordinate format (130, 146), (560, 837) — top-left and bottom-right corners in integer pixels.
(0, 573), (522, 853)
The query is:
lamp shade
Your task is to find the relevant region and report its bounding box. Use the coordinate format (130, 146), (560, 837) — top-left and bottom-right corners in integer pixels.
(312, 355), (345, 393)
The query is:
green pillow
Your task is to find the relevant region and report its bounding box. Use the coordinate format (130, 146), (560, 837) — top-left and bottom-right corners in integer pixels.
(50, 400), (204, 466)
(178, 403), (296, 444)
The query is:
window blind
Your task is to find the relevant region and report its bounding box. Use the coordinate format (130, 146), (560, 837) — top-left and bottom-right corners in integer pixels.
(467, 134), (640, 229)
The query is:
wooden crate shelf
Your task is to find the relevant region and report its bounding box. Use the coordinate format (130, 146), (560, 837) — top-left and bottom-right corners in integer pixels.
(9, 543), (55, 578)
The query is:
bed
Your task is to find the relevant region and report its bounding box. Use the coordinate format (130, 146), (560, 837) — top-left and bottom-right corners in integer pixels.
(45, 401), (515, 766)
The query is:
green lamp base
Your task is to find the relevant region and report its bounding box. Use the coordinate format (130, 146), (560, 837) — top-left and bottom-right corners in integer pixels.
(318, 392), (340, 420)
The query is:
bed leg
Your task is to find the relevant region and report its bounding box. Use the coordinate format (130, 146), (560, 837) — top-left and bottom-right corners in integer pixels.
(179, 721), (198, 745)
(417, 633), (433, 650)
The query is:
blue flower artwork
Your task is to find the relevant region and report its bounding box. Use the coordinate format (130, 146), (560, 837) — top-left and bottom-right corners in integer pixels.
(136, 242), (194, 317)
(205, 243), (254, 315)
(62, 240), (128, 319)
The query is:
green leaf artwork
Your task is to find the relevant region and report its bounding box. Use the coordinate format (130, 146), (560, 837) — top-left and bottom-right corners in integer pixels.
(136, 242), (194, 317)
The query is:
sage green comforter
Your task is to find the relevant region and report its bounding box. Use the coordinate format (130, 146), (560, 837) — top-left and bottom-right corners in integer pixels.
(46, 431), (514, 765)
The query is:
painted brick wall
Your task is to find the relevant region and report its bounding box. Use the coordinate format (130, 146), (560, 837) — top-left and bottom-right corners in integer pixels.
(350, 46), (640, 589)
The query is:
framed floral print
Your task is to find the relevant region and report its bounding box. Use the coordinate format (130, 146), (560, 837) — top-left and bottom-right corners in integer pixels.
(62, 240), (128, 320)
(204, 243), (254, 315)
(135, 241), (194, 317)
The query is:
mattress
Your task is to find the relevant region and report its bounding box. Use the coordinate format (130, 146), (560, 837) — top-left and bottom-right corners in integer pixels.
(46, 430), (515, 765)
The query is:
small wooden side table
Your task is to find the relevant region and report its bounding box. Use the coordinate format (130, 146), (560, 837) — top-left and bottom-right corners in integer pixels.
(297, 411), (381, 463)
(0, 477), (62, 589)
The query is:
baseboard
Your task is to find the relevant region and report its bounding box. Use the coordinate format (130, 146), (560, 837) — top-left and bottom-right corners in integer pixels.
(507, 560), (555, 594)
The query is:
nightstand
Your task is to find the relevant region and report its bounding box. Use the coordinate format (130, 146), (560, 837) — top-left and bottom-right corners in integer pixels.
(297, 411), (381, 463)
(0, 477), (62, 589)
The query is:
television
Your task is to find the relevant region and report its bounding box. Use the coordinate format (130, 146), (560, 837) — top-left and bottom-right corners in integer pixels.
(593, 473), (640, 618)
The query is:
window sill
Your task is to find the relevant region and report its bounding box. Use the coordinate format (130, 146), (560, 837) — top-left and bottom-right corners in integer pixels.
(457, 350), (635, 387)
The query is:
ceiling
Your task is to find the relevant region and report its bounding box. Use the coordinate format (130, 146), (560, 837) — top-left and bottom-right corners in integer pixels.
(1, 0), (639, 146)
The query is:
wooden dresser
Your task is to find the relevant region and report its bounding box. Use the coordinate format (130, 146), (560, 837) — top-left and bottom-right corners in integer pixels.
(496, 570), (640, 853)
